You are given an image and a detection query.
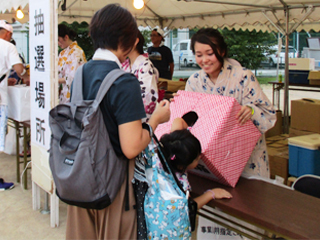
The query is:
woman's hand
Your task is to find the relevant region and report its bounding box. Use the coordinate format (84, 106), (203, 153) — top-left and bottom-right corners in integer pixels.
(58, 78), (66, 84)
(236, 105), (253, 125)
(170, 92), (179, 102)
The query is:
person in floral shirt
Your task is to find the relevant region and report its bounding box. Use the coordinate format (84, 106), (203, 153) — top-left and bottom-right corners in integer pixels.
(122, 31), (159, 122)
(185, 28), (276, 179)
(58, 24), (86, 103)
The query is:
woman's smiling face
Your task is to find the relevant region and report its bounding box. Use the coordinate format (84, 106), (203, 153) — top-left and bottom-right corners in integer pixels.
(194, 41), (223, 80)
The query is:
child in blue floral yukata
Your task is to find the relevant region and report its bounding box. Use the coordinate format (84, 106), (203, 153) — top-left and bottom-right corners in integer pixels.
(135, 115), (232, 239)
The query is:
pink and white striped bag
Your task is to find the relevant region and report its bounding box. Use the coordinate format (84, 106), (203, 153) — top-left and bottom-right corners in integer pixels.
(155, 90), (261, 187)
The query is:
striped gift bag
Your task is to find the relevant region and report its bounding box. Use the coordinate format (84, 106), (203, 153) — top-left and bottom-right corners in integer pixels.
(155, 90), (261, 187)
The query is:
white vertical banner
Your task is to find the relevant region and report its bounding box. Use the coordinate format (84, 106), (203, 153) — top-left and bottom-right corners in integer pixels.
(29, 0), (58, 192)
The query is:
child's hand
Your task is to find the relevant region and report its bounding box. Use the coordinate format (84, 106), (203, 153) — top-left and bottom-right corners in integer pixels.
(151, 99), (171, 125)
(212, 188), (232, 199)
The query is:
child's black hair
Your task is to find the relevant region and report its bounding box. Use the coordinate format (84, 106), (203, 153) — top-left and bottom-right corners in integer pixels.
(159, 129), (202, 174)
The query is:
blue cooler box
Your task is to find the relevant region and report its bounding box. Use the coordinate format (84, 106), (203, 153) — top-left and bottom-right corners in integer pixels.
(288, 134), (320, 177)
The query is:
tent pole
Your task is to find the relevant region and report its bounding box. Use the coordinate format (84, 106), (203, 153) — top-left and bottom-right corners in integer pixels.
(283, 5), (289, 134)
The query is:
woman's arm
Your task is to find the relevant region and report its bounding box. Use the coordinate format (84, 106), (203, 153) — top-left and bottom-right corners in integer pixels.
(119, 100), (170, 159)
(171, 118), (188, 132)
(138, 59), (159, 121)
(240, 70), (276, 133)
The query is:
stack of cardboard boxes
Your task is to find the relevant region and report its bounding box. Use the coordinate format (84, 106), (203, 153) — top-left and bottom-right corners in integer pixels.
(290, 99), (320, 136)
(267, 134), (289, 184)
(265, 110), (290, 184)
(265, 97), (320, 184)
(288, 99), (320, 178)
(308, 71), (320, 86)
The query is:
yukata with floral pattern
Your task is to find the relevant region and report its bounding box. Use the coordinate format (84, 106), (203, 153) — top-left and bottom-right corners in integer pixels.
(58, 41), (86, 103)
(186, 59), (276, 178)
(122, 53), (158, 122)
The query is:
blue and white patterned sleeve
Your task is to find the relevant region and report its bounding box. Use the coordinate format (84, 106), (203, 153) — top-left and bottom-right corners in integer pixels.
(185, 71), (200, 92)
(241, 70), (276, 133)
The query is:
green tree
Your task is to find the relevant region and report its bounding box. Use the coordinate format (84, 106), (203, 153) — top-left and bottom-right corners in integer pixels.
(221, 28), (276, 70)
(140, 29), (152, 49)
(60, 21), (94, 60)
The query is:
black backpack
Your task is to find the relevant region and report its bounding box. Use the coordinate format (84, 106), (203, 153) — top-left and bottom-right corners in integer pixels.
(49, 65), (127, 209)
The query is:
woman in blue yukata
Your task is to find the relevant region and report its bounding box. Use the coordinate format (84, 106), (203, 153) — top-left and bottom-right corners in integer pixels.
(185, 28), (276, 179)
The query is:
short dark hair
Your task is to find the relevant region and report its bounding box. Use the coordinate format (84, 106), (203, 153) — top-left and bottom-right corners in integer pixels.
(191, 28), (228, 66)
(58, 24), (77, 40)
(160, 129), (202, 173)
(89, 4), (138, 53)
(136, 31), (145, 55)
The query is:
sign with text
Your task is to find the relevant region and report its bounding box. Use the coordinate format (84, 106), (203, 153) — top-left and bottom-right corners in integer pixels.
(29, 0), (57, 150)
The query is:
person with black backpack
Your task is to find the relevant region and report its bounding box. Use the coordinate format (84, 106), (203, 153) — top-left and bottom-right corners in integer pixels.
(64, 4), (170, 240)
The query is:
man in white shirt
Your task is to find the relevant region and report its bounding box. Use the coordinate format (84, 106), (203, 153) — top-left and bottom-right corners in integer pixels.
(0, 20), (29, 104)
(0, 20), (29, 190)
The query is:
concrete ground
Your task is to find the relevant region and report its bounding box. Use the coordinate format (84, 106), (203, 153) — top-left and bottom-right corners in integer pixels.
(0, 152), (67, 240)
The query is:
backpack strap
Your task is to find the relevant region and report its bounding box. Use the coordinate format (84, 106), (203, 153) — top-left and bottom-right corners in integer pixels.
(95, 69), (127, 104)
(71, 64), (85, 102)
(71, 65), (126, 103)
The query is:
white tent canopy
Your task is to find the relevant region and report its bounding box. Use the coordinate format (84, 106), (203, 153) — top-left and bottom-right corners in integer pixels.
(1, 0), (320, 32)
(0, 0), (29, 24)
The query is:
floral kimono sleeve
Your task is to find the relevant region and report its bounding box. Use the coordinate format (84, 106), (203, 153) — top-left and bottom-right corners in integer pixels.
(241, 70), (276, 133)
(185, 71), (201, 92)
(65, 47), (86, 88)
(138, 60), (159, 122)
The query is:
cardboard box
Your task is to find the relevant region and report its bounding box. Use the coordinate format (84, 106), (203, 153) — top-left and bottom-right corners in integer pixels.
(158, 78), (186, 92)
(289, 58), (315, 71)
(266, 134), (289, 146)
(308, 71), (320, 85)
(269, 154), (289, 184)
(289, 127), (316, 137)
(155, 91), (261, 187)
(265, 110), (282, 138)
(267, 135), (289, 184)
(288, 134), (320, 177)
(291, 99), (320, 133)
